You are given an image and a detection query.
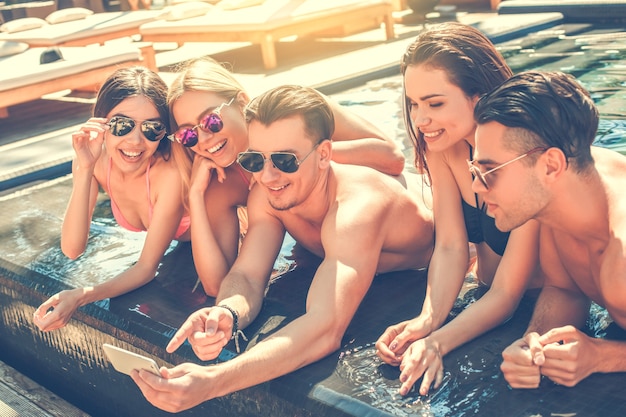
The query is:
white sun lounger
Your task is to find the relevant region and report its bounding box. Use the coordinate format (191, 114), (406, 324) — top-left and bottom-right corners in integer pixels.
(0, 9), (161, 69)
(139, 0), (396, 69)
(0, 42), (146, 118)
(0, 9), (161, 46)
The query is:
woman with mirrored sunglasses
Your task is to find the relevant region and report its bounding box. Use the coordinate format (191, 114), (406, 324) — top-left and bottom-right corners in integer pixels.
(374, 23), (545, 398)
(33, 66), (192, 333)
(166, 57), (406, 297)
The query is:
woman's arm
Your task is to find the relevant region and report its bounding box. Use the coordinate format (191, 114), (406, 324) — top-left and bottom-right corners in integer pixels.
(190, 158), (245, 296)
(35, 161), (186, 331)
(417, 151), (471, 328)
(327, 99), (406, 175)
(429, 219), (541, 356)
(376, 151), (469, 363)
(61, 121), (107, 259)
(61, 159), (100, 259)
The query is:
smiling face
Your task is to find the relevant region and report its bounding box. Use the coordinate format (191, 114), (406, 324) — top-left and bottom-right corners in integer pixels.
(473, 121), (549, 231)
(172, 90), (248, 167)
(105, 95), (164, 172)
(404, 65), (478, 153)
(247, 116), (322, 212)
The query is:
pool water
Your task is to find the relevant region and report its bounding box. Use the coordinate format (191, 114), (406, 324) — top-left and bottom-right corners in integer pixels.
(331, 22), (626, 158)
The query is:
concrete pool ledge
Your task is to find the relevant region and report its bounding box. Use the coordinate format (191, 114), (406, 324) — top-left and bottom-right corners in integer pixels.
(1, 177), (626, 416)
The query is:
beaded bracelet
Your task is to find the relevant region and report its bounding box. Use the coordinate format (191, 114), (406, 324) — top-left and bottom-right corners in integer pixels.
(217, 304), (239, 339)
(217, 304), (248, 353)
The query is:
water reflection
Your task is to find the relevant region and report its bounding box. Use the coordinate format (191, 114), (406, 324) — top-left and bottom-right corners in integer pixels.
(335, 343), (502, 416)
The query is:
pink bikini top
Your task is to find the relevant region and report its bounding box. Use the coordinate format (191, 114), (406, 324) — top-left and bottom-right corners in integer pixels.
(107, 158), (190, 239)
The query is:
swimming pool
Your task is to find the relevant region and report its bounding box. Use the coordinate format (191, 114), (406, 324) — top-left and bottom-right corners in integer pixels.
(1, 17), (625, 417)
(324, 21), (626, 416)
(331, 21), (626, 159)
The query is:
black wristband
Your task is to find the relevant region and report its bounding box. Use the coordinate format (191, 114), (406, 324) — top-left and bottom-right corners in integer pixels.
(217, 304), (238, 340)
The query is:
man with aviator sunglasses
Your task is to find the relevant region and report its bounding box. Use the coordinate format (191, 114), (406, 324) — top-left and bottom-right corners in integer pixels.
(131, 85), (436, 412)
(471, 71), (626, 389)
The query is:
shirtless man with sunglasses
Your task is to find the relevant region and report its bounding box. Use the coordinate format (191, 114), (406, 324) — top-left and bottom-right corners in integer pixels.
(131, 85), (435, 412)
(470, 71), (626, 388)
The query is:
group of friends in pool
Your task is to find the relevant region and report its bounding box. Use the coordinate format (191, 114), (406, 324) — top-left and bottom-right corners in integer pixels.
(28, 21), (626, 412)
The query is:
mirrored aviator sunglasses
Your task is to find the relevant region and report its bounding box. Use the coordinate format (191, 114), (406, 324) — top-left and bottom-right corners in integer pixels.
(238, 148), (321, 174)
(168, 97), (234, 148)
(107, 116), (166, 142)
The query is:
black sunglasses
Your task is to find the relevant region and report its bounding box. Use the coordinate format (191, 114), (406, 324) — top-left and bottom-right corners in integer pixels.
(168, 97), (235, 148)
(107, 116), (166, 142)
(237, 141), (323, 174)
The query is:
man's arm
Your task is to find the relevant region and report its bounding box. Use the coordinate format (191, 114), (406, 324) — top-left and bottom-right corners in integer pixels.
(501, 226), (590, 389)
(132, 192), (387, 411)
(165, 187), (286, 361)
(215, 187), (288, 329)
(527, 226), (591, 335)
(211, 194), (385, 390)
(537, 223), (626, 386)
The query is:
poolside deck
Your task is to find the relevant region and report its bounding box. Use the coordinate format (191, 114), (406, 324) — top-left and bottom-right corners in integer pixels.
(0, 3), (499, 193)
(0, 360), (91, 417)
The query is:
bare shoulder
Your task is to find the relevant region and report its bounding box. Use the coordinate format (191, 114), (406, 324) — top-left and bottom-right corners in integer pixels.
(334, 163), (418, 194)
(332, 164), (431, 216)
(593, 147), (626, 228)
(593, 146), (626, 179)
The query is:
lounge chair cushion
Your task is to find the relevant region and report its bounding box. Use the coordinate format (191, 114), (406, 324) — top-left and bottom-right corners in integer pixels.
(0, 17), (47, 34)
(0, 44), (142, 92)
(46, 7), (95, 24)
(159, 2), (214, 21)
(0, 10), (160, 46)
(218, 0), (265, 10)
(0, 41), (29, 57)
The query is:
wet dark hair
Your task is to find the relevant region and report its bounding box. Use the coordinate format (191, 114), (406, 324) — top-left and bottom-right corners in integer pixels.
(401, 22), (512, 182)
(93, 66), (172, 158)
(245, 85), (334, 143)
(474, 71), (598, 172)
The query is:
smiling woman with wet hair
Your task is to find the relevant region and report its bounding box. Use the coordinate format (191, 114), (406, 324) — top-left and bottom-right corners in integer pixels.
(375, 22), (545, 398)
(33, 66), (191, 333)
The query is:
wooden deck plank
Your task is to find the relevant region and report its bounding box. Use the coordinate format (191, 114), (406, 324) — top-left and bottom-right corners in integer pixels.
(0, 361), (91, 417)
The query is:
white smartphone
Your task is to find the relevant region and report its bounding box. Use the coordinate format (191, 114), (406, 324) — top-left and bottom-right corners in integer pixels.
(103, 343), (161, 376)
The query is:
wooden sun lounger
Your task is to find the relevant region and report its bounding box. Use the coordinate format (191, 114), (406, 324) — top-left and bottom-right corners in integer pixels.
(0, 43), (146, 118)
(140, 0), (396, 70)
(0, 10), (161, 70)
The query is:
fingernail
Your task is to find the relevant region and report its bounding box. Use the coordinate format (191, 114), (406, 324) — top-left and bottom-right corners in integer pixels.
(206, 327), (215, 335)
(390, 342), (397, 350)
